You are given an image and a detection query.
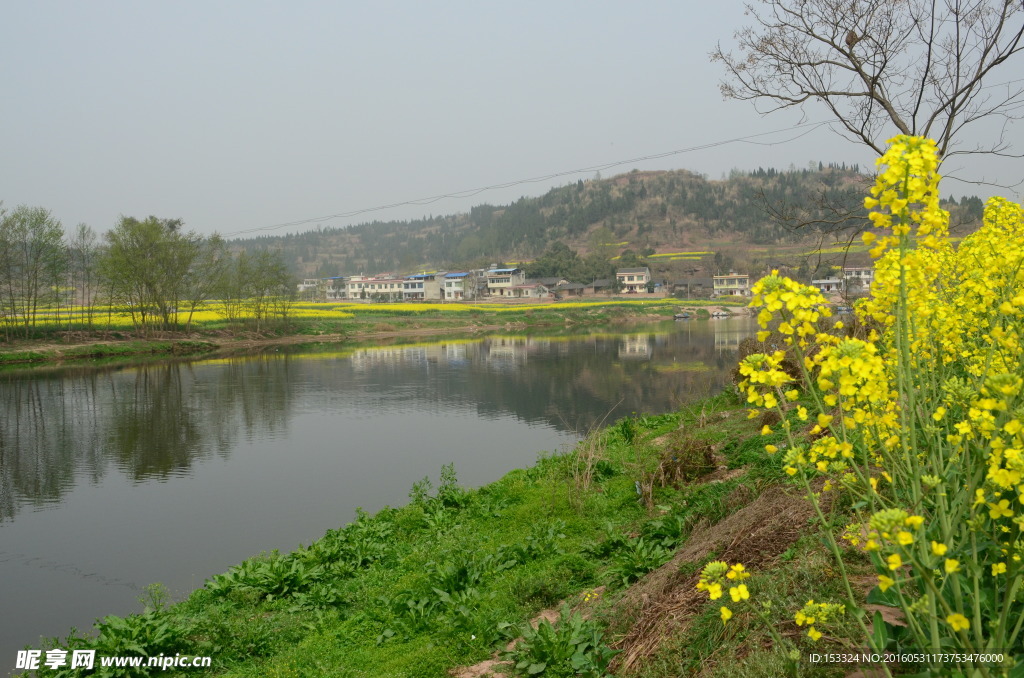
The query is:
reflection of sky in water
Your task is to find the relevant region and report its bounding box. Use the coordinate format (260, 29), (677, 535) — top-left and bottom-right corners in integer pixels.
(0, 318), (757, 670)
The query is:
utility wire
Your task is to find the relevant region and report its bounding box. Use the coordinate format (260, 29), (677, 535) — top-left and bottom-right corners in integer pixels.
(221, 74), (1024, 239)
(221, 120), (834, 238)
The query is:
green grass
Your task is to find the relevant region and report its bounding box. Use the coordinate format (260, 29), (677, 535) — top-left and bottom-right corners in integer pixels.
(29, 390), (868, 678)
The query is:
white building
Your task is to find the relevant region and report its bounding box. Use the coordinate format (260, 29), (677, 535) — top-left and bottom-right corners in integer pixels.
(443, 272), (475, 300)
(486, 268), (526, 296)
(811, 276), (845, 293)
(843, 266), (875, 295)
(616, 267), (651, 293)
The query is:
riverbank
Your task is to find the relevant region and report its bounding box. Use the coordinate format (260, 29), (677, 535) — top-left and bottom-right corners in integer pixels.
(0, 299), (745, 368)
(23, 389), (864, 678)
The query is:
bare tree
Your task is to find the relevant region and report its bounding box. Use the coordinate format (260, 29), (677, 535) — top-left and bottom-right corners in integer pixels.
(712, 0), (1024, 168)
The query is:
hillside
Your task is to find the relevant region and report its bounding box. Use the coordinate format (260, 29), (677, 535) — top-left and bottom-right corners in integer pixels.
(232, 165), (984, 282)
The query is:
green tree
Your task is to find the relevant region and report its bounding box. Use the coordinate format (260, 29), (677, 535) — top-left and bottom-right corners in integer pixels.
(0, 204), (67, 338)
(181, 235), (229, 332)
(98, 216), (206, 334)
(68, 223), (100, 328)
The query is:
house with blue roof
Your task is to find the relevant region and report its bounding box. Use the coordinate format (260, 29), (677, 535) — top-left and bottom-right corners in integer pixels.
(443, 272), (478, 300)
(486, 268), (525, 297)
(404, 273), (445, 301)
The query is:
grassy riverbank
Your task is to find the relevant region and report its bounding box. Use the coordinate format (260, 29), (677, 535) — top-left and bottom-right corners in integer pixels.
(28, 389), (862, 678)
(0, 299), (742, 368)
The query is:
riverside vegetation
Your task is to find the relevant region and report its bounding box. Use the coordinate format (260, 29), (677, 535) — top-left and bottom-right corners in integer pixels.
(0, 298), (739, 367)
(23, 136), (1024, 677)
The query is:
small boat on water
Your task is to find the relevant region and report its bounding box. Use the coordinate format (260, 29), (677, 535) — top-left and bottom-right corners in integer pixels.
(710, 310), (731, 318)
(674, 313), (691, 320)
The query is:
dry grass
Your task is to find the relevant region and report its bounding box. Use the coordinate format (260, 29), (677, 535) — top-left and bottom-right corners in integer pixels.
(609, 483), (832, 675)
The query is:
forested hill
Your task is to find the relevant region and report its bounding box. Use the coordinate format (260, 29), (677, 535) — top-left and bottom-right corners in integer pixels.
(232, 165), (984, 278)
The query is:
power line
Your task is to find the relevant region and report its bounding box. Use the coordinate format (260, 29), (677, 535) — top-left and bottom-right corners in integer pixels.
(221, 120), (834, 238)
(220, 74), (1024, 239)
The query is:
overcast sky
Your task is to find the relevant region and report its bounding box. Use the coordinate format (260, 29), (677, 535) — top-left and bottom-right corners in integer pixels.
(2, 2), (1020, 239)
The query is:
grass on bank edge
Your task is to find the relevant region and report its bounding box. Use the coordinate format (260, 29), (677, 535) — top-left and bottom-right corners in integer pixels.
(28, 391), (870, 678)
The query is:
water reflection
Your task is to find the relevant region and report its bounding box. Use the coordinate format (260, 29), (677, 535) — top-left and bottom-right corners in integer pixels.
(0, 319), (758, 668)
(0, 319), (756, 523)
(0, 362), (297, 520)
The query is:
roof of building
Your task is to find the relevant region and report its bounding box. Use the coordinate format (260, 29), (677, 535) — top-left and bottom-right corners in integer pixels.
(445, 272), (470, 278)
(673, 277), (715, 287)
(487, 268), (520, 274)
(616, 267), (650, 274)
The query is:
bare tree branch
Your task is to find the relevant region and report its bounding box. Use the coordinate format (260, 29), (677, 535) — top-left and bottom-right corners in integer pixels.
(711, 0), (1024, 170)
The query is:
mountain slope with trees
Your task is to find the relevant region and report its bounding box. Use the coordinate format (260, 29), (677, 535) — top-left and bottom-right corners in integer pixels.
(232, 164), (983, 281)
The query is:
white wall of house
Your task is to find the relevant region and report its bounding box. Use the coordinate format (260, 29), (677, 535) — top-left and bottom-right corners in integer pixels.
(486, 269), (525, 296)
(616, 268), (651, 293)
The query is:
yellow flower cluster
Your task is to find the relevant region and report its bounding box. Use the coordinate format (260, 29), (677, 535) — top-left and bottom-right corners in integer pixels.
(750, 273), (833, 349)
(793, 600), (845, 642)
(742, 136), (1024, 659)
(696, 561), (750, 624)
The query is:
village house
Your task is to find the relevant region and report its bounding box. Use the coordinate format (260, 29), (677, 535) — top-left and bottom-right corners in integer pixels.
(553, 282), (586, 298)
(712, 273), (751, 297)
(345, 274), (405, 301)
(404, 273), (444, 301)
(297, 279), (321, 297)
(616, 267), (651, 293)
(672, 277), (715, 299)
(443, 272), (476, 300)
(297, 277), (345, 300)
(486, 268), (526, 296)
(508, 282), (551, 299)
(843, 266), (875, 295)
(811, 276), (845, 294)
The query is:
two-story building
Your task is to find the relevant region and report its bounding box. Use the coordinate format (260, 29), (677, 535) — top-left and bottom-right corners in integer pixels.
(843, 266), (875, 295)
(404, 273), (444, 301)
(486, 268), (526, 296)
(712, 273), (751, 297)
(443, 272), (476, 300)
(616, 267), (651, 293)
(346, 274), (404, 301)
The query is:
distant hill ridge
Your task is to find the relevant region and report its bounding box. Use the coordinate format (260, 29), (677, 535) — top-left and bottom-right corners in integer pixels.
(231, 165), (984, 281)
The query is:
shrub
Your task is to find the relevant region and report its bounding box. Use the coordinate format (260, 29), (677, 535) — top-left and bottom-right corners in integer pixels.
(501, 606), (618, 678)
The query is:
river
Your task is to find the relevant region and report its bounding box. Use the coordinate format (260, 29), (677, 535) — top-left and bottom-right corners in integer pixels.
(0, 317), (756, 670)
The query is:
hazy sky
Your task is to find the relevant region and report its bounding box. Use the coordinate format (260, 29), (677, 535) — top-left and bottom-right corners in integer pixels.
(2, 2), (1020, 239)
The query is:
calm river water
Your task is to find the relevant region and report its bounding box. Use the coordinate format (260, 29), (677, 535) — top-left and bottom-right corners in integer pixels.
(0, 317), (755, 669)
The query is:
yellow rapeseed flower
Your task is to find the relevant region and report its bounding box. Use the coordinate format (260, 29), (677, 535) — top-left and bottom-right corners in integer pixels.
(946, 614), (970, 632)
(729, 584), (750, 602)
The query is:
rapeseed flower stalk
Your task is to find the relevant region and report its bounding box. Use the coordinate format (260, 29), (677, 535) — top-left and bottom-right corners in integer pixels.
(741, 135), (1024, 675)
